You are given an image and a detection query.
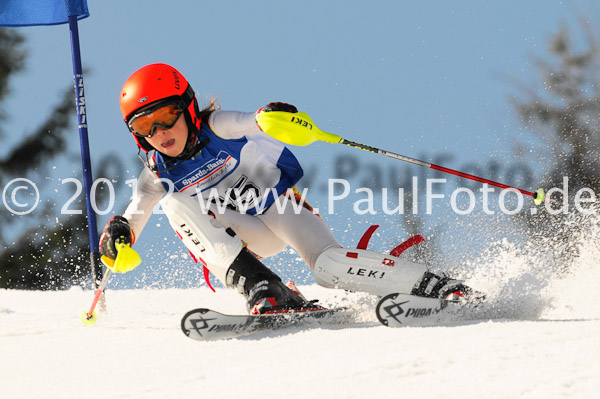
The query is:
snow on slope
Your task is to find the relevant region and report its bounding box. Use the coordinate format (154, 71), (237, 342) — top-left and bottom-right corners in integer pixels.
(1, 284), (599, 398)
(1, 230), (600, 398)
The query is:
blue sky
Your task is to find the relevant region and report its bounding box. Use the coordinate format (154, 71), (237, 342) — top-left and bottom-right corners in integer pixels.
(3, 0), (598, 287)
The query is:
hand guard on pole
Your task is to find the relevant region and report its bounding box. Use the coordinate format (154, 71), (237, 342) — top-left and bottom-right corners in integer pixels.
(256, 108), (341, 146)
(99, 216), (140, 273)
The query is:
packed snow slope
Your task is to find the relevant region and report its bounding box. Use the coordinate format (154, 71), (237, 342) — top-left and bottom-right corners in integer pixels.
(2, 234), (600, 399)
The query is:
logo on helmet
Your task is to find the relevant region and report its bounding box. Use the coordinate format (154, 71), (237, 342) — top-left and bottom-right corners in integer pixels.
(138, 96), (148, 103)
(172, 70), (180, 90)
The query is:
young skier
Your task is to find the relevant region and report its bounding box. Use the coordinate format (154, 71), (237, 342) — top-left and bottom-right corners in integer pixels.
(100, 63), (478, 314)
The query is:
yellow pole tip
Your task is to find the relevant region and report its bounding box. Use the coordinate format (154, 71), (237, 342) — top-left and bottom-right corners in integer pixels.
(81, 311), (97, 325)
(534, 188), (545, 206)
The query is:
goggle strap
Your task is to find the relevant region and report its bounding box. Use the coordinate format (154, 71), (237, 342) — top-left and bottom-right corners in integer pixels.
(181, 84), (194, 108)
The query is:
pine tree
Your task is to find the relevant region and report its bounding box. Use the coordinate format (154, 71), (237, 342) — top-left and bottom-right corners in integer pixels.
(0, 28), (123, 289)
(512, 26), (600, 270)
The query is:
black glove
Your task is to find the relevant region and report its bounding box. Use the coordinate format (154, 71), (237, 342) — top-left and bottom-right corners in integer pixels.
(100, 216), (132, 260)
(260, 102), (298, 113)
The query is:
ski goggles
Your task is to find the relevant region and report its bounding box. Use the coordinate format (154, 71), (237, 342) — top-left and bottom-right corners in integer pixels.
(128, 103), (183, 138)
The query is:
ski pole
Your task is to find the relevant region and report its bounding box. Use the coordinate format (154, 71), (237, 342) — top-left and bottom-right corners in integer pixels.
(256, 111), (546, 205)
(337, 138), (545, 202)
(81, 268), (112, 325)
(81, 241), (141, 325)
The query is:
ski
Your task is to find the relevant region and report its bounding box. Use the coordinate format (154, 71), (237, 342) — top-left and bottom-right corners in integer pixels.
(376, 293), (476, 327)
(181, 307), (349, 341)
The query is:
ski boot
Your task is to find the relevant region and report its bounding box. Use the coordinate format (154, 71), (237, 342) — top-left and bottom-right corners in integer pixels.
(226, 248), (323, 315)
(411, 271), (486, 304)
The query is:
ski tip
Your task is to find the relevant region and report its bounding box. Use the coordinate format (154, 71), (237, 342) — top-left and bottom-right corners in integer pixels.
(375, 293), (465, 328)
(181, 308), (211, 338)
(375, 293), (400, 327)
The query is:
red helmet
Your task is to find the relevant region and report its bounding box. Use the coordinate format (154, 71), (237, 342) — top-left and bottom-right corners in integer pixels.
(120, 63), (201, 153)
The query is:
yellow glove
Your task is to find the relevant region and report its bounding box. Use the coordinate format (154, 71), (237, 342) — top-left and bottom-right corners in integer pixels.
(256, 110), (341, 146)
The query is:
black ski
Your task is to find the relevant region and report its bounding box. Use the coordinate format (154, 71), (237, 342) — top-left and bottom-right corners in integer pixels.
(181, 307), (349, 341)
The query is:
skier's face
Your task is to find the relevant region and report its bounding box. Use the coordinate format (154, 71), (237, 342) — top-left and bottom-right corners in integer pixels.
(145, 115), (188, 157)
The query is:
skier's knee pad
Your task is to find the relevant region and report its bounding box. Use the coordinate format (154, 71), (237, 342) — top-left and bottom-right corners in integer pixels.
(160, 192), (243, 283)
(313, 247), (428, 297)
